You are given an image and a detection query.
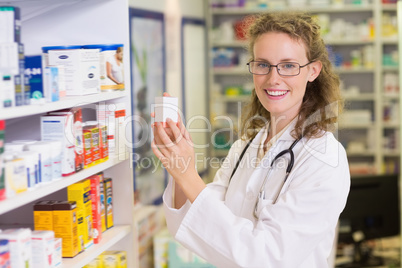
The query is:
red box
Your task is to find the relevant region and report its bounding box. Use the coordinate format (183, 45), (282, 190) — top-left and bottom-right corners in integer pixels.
(99, 125), (109, 162)
(89, 174), (102, 244)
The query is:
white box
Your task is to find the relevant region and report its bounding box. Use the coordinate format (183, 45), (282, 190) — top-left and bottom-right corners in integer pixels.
(41, 114), (75, 176)
(3, 152), (27, 197)
(154, 96), (178, 126)
(48, 49), (100, 95)
(43, 66), (59, 102)
(97, 102), (126, 157)
(52, 237), (62, 268)
(0, 43), (19, 75)
(0, 228), (32, 268)
(31, 230), (54, 268)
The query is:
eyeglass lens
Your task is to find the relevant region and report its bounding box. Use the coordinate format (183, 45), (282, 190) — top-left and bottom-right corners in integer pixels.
(248, 62), (301, 76)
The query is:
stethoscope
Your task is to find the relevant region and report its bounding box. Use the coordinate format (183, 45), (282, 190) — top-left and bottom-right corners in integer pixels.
(229, 137), (301, 220)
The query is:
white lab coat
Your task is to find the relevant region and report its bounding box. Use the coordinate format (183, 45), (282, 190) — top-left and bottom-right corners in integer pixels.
(163, 120), (350, 268)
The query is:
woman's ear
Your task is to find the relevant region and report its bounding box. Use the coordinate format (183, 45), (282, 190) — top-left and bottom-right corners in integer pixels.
(308, 61), (322, 82)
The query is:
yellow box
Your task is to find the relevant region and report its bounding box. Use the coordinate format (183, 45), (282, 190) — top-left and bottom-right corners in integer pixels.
(83, 256), (103, 268)
(67, 179), (93, 250)
(52, 201), (79, 258)
(99, 175), (107, 232)
(103, 178), (114, 229)
(34, 200), (56, 231)
(101, 251), (127, 268)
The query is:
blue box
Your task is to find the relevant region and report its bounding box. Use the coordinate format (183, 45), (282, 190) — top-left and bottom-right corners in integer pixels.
(25, 55), (44, 103)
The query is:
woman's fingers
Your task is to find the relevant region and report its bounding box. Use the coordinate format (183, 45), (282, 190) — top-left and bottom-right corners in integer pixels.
(151, 140), (165, 161)
(152, 123), (172, 156)
(166, 118), (182, 142)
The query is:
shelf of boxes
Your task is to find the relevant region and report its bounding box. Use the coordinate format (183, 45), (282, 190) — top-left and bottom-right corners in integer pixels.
(0, 156), (125, 215)
(0, 0), (135, 266)
(62, 225), (131, 268)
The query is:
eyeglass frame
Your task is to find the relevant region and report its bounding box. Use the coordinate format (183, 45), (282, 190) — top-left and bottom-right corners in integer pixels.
(246, 60), (315, 76)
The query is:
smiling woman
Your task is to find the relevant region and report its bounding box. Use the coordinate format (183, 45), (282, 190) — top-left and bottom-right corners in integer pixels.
(152, 11), (350, 268)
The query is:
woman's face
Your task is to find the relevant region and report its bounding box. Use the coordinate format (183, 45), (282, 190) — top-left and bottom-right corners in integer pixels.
(252, 32), (321, 121)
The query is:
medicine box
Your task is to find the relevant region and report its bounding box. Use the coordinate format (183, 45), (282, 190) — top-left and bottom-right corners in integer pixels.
(52, 237), (62, 268)
(168, 240), (216, 268)
(99, 174), (107, 232)
(99, 125), (109, 162)
(83, 122), (101, 166)
(34, 200), (56, 231)
(47, 108), (84, 173)
(52, 201), (79, 258)
(89, 173), (102, 244)
(102, 250), (127, 268)
(14, 43), (25, 107)
(104, 177), (114, 229)
(4, 154), (27, 198)
(31, 230), (54, 268)
(41, 113), (76, 176)
(0, 239), (10, 268)
(0, 120), (5, 201)
(96, 102), (126, 157)
(43, 66), (59, 102)
(154, 96), (179, 126)
(0, 228), (32, 268)
(83, 256), (102, 268)
(48, 48), (100, 95)
(24, 55), (44, 104)
(67, 179), (93, 250)
(0, 6), (21, 43)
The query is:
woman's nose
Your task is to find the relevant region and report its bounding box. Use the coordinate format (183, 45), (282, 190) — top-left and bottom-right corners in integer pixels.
(266, 66), (281, 84)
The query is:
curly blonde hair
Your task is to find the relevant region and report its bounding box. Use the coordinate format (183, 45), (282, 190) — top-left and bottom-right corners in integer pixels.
(240, 11), (343, 140)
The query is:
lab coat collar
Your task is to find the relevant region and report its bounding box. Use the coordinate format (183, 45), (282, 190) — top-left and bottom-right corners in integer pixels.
(250, 117), (298, 149)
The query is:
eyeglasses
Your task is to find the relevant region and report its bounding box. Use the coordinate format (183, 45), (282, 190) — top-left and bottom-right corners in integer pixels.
(247, 61), (314, 76)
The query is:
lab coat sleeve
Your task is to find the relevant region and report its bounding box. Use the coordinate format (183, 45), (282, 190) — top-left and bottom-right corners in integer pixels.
(163, 139), (245, 233)
(165, 135), (350, 268)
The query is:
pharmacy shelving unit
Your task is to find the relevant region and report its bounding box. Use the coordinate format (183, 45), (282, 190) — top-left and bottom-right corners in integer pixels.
(206, 0), (400, 180)
(0, 0), (135, 267)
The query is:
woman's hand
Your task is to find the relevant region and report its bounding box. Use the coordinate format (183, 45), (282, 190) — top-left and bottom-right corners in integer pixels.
(151, 93), (196, 182)
(151, 92), (206, 204)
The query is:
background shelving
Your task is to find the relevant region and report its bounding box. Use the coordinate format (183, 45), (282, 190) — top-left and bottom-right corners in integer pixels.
(206, 0), (399, 179)
(0, 0), (135, 266)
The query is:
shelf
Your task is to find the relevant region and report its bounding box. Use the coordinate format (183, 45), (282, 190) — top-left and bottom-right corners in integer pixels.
(213, 95), (250, 102)
(324, 39), (374, 45)
(335, 67), (375, 74)
(62, 225), (131, 268)
(382, 38), (398, 45)
(211, 40), (247, 47)
(210, 5), (374, 15)
(347, 151), (376, 157)
(383, 151), (400, 157)
(0, 156), (125, 215)
(383, 93), (400, 100)
(343, 94), (375, 101)
(383, 66), (399, 72)
(339, 123), (374, 129)
(383, 122), (400, 129)
(382, 3), (397, 11)
(0, 91), (127, 120)
(213, 67), (248, 75)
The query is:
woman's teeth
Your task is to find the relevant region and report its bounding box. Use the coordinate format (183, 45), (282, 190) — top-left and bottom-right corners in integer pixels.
(267, 90), (287, 96)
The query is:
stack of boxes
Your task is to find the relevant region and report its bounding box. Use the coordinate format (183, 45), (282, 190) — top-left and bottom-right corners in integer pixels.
(32, 173), (114, 258)
(0, 6), (30, 109)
